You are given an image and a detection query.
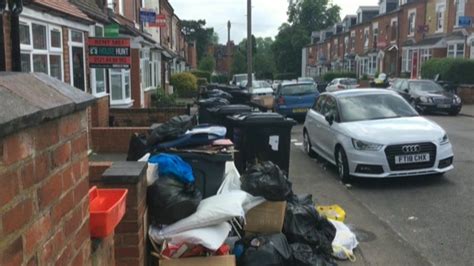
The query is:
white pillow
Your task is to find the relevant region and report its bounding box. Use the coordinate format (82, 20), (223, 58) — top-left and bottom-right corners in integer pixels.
(160, 191), (248, 236)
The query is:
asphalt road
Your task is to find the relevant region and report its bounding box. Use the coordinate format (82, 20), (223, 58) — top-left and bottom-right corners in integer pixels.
(288, 114), (474, 266)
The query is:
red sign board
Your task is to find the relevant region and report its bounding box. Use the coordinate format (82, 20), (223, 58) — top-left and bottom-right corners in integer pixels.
(88, 38), (131, 69)
(149, 14), (167, 28)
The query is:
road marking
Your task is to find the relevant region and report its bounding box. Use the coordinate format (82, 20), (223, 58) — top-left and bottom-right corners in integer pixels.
(294, 142), (303, 146)
(291, 139), (298, 142)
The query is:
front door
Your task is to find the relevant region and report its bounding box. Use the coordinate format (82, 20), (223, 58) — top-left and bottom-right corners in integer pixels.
(72, 46), (85, 91)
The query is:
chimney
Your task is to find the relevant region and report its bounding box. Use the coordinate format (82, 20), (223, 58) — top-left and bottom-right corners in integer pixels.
(227, 20), (231, 44)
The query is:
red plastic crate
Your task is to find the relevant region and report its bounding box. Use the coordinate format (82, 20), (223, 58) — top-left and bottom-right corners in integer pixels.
(89, 186), (128, 238)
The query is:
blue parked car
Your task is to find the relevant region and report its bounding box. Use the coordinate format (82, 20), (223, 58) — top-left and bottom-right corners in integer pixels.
(274, 81), (320, 120)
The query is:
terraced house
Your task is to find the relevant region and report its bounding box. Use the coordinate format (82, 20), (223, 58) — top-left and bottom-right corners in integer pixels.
(302, 0), (474, 79)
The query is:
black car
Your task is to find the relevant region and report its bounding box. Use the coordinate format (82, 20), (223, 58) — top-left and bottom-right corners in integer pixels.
(390, 79), (462, 115)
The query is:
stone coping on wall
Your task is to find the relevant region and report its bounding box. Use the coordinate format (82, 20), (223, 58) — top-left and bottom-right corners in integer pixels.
(0, 72), (96, 138)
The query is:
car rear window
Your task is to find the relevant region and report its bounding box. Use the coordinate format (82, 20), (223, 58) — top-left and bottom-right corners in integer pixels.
(280, 84), (317, 96)
(340, 79), (357, 85)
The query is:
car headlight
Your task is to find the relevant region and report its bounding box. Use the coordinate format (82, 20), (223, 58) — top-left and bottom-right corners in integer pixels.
(439, 134), (450, 145)
(453, 95), (462, 104)
(352, 139), (384, 151)
(420, 96), (433, 103)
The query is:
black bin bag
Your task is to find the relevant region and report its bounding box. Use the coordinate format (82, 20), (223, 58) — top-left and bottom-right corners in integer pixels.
(126, 133), (149, 161)
(290, 243), (336, 266)
(240, 161), (292, 201)
(238, 233), (292, 266)
(147, 176), (202, 225)
(147, 115), (194, 147)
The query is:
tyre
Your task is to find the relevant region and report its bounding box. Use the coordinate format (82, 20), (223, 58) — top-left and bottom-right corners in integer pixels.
(303, 130), (317, 158)
(448, 109), (460, 116)
(336, 147), (351, 183)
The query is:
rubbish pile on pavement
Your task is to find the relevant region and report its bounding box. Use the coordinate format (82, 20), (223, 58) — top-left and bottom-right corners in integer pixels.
(125, 85), (359, 265)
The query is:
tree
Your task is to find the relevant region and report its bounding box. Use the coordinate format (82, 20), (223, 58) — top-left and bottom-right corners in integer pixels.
(198, 55), (216, 73)
(273, 0), (340, 76)
(181, 20), (215, 61)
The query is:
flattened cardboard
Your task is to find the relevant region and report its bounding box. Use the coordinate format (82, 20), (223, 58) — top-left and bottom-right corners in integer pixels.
(244, 201), (287, 234)
(159, 255), (236, 266)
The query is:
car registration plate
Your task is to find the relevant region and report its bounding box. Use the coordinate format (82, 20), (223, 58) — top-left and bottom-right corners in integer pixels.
(395, 153), (430, 164)
(437, 104), (451, 108)
(293, 108), (308, 113)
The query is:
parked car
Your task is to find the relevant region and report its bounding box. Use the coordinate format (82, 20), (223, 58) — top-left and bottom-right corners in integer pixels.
(272, 80), (282, 91)
(390, 79), (462, 115)
(303, 89), (454, 182)
(274, 81), (320, 120)
(325, 78), (359, 92)
(298, 77), (316, 85)
(231, 73), (255, 86)
(241, 80), (274, 96)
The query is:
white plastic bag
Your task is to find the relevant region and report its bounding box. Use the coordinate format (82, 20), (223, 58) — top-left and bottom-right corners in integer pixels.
(330, 220), (359, 261)
(149, 222), (231, 251)
(146, 162), (159, 186)
(159, 191), (248, 236)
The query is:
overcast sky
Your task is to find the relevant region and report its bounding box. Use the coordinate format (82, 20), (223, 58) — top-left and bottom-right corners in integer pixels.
(169, 0), (379, 44)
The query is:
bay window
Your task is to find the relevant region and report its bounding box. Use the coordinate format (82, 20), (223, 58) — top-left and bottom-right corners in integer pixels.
(141, 50), (162, 90)
(20, 19), (63, 81)
(448, 43), (464, 58)
(420, 49), (432, 66)
(110, 69), (131, 106)
(90, 25), (107, 96)
(402, 49), (413, 73)
(70, 30), (86, 91)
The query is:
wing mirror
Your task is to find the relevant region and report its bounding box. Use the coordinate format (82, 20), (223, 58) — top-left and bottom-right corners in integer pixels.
(325, 112), (334, 126)
(403, 88), (409, 93)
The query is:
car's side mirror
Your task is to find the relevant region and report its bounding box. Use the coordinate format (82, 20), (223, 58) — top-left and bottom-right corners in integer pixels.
(325, 112), (334, 126)
(403, 88), (409, 93)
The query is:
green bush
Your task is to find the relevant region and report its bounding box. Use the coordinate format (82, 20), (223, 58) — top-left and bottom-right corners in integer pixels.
(197, 78), (208, 87)
(170, 72), (198, 98)
(198, 55), (216, 73)
(323, 72), (357, 82)
(211, 74), (229, 84)
(421, 58), (474, 84)
(152, 86), (177, 107)
(190, 70), (212, 82)
(274, 73), (297, 80)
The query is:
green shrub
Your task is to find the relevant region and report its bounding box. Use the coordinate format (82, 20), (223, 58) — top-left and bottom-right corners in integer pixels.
(170, 72), (198, 98)
(197, 78), (208, 87)
(360, 74), (369, 81)
(153, 86), (177, 107)
(421, 58), (474, 84)
(211, 74), (229, 84)
(190, 70), (212, 82)
(198, 55), (216, 73)
(323, 72), (357, 82)
(274, 73), (297, 80)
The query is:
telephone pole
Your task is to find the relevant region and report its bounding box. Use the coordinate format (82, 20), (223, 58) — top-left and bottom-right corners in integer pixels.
(246, 0), (252, 88)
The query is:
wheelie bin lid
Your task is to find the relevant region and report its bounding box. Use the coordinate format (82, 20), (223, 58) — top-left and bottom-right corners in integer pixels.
(227, 112), (297, 125)
(207, 104), (253, 115)
(197, 97), (230, 107)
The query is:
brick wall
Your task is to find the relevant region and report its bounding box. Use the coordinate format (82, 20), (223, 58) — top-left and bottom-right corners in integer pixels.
(91, 95), (110, 127)
(3, 14), (12, 71)
(110, 107), (189, 127)
(90, 162), (148, 266)
(90, 127), (150, 153)
(0, 111), (91, 265)
(143, 90), (155, 108)
(458, 85), (474, 104)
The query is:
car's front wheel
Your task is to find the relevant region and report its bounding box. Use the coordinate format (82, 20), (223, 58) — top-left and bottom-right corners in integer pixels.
(336, 147), (351, 183)
(303, 130), (316, 158)
(448, 109), (460, 116)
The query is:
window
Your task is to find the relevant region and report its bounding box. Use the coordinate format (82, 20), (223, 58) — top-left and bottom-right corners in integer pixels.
(436, 3), (445, 32)
(408, 9), (416, 37)
(91, 25), (106, 95)
(20, 20), (63, 81)
(110, 69), (131, 104)
(420, 49), (432, 66)
(70, 30), (85, 91)
(471, 40), (474, 59)
(391, 19), (398, 41)
(350, 31), (355, 51)
(448, 43), (465, 58)
(364, 27), (370, 49)
(372, 23), (379, 48)
(402, 49), (413, 72)
(455, 0), (465, 27)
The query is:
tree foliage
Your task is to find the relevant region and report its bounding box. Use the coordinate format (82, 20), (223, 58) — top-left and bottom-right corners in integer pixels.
(231, 36), (276, 79)
(273, 0), (340, 76)
(198, 55), (216, 73)
(181, 20), (215, 62)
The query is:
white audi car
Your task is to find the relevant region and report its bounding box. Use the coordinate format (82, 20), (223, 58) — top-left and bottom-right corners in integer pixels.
(303, 89), (454, 181)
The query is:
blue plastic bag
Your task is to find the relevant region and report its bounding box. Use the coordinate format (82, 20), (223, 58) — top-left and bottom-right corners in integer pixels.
(148, 153), (195, 184)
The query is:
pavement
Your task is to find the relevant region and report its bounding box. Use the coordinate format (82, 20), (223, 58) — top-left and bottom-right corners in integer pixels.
(289, 114), (474, 265)
(460, 104), (474, 117)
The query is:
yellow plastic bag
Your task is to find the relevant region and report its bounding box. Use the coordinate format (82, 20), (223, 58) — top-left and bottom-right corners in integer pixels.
(316, 205), (346, 222)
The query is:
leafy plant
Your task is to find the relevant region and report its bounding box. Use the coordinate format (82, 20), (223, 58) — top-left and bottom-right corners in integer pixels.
(170, 72), (198, 98)
(198, 55), (216, 73)
(153, 86), (177, 107)
(190, 70), (211, 82)
(421, 58), (474, 84)
(211, 74), (229, 84)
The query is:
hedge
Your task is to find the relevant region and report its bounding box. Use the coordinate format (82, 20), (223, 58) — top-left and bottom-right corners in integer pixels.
(322, 72), (357, 82)
(190, 70), (212, 82)
(211, 74), (229, 84)
(421, 58), (474, 84)
(170, 72), (198, 98)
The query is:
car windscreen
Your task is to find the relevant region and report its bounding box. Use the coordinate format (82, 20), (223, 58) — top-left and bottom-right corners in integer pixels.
(339, 94), (418, 122)
(280, 84), (317, 96)
(252, 81), (271, 88)
(340, 79), (358, 85)
(409, 81), (444, 93)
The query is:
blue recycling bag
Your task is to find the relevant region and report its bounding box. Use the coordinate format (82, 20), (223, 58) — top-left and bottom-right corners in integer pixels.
(148, 153), (195, 184)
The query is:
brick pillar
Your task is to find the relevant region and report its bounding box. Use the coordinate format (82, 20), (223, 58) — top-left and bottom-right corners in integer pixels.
(131, 48), (141, 108)
(90, 161), (148, 266)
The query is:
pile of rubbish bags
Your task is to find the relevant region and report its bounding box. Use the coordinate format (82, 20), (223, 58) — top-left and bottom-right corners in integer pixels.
(147, 159), (359, 265)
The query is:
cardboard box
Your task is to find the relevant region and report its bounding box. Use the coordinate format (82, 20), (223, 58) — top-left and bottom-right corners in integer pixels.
(160, 255), (236, 266)
(244, 201), (287, 234)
